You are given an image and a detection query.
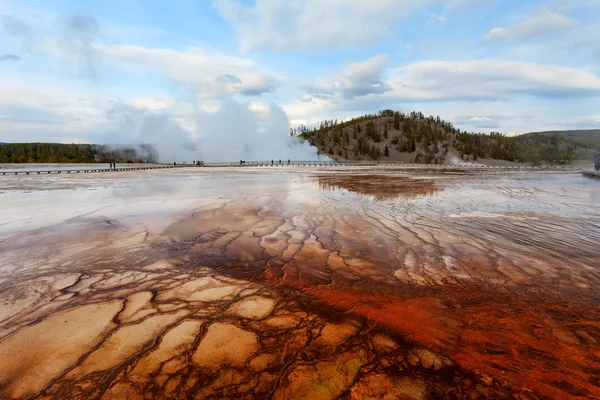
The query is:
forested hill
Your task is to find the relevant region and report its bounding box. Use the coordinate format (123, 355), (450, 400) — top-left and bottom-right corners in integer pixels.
(521, 129), (600, 151)
(297, 110), (597, 165)
(0, 143), (158, 163)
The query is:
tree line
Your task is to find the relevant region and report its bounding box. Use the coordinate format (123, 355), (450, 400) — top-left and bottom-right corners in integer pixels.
(0, 143), (158, 163)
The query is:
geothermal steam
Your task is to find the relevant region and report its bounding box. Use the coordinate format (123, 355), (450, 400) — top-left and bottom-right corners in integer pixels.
(102, 99), (321, 163)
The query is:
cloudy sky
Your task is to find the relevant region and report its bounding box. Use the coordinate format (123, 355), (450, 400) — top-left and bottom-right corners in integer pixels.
(1, 0), (599, 145)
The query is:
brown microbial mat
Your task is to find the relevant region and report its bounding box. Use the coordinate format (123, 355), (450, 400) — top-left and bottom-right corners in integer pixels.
(1, 169), (600, 399)
(315, 174), (440, 200)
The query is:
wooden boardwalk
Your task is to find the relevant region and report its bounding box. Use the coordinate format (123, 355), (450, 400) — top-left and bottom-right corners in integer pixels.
(582, 169), (600, 179)
(0, 161), (582, 176)
(0, 165), (187, 176)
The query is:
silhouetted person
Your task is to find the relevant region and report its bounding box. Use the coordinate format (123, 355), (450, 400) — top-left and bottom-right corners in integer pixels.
(288, 159), (290, 165)
(279, 159), (281, 165)
(271, 160), (274, 166)
(595, 154), (600, 171)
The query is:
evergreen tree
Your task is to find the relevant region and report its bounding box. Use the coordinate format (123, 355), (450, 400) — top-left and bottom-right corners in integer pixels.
(393, 112), (401, 130)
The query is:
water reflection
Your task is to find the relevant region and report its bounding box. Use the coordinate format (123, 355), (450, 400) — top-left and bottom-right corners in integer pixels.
(315, 174), (441, 200)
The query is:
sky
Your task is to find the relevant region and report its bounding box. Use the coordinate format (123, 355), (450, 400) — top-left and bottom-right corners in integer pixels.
(0, 0), (599, 151)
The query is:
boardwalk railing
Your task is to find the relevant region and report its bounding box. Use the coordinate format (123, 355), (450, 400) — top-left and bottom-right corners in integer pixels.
(0, 161), (583, 176)
(202, 160), (581, 169)
(582, 169), (600, 179)
(0, 165), (187, 176)
(204, 160), (345, 167)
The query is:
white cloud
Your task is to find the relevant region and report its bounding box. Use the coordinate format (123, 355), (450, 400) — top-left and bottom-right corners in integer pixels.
(215, 0), (496, 51)
(386, 59), (600, 101)
(60, 14), (101, 80)
(284, 59), (600, 132)
(581, 115), (600, 123)
(2, 14), (30, 36)
(443, 0), (493, 6)
(0, 53), (20, 61)
(294, 58), (600, 107)
(100, 43), (282, 97)
(299, 54), (392, 100)
(485, 12), (578, 40)
(36, 39), (283, 98)
(128, 97), (173, 111)
(215, 0), (434, 51)
(0, 78), (104, 123)
(428, 12), (446, 24)
(2, 11), (283, 98)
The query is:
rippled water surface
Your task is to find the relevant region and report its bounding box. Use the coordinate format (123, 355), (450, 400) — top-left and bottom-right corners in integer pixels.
(0, 168), (599, 399)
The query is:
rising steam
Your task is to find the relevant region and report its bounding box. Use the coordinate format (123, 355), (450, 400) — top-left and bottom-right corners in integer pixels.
(102, 99), (323, 163)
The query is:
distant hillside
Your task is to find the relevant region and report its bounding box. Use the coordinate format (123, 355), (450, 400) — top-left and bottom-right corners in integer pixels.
(0, 143), (158, 163)
(297, 110), (596, 165)
(521, 129), (600, 151)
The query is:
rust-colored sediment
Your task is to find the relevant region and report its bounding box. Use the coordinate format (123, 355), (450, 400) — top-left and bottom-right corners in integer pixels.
(316, 174), (440, 200)
(1, 173), (599, 399)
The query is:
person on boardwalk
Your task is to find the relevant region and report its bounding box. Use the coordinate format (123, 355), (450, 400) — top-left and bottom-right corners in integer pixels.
(288, 159), (290, 166)
(271, 160), (274, 166)
(595, 154), (600, 171)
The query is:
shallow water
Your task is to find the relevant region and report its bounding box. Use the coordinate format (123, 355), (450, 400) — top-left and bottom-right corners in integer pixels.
(0, 168), (599, 399)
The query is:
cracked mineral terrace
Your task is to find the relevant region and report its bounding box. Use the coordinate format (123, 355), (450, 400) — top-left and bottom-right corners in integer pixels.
(0, 167), (599, 399)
